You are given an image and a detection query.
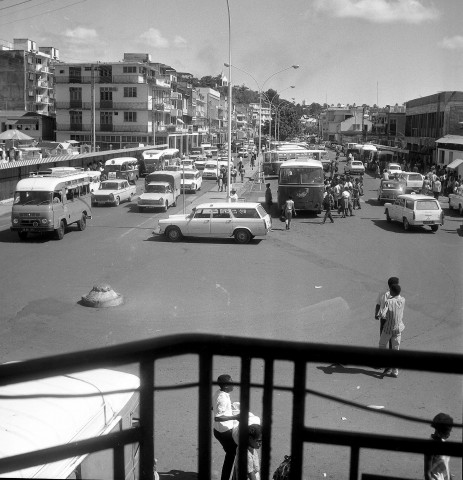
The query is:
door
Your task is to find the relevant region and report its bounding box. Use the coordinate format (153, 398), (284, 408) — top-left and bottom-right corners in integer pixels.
(210, 209), (233, 236)
(187, 208), (212, 236)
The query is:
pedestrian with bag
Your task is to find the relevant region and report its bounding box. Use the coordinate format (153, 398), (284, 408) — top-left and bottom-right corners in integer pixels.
(375, 276), (399, 349)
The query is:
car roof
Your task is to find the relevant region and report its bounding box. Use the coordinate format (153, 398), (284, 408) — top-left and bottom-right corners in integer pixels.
(103, 178), (127, 183)
(397, 194), (439, 200)
(194, 202), (261, 209)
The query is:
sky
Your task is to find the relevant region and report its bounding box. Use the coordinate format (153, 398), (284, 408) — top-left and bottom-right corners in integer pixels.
(0, 0), (462, 107)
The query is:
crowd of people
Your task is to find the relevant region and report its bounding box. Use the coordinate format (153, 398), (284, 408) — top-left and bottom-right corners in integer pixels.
(321, 174), (364, 222)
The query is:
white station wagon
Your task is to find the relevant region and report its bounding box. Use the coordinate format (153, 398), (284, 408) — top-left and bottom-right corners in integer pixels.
(153, 202), (272, 243)
(91, 179), (136, 206)
(384, 194), (444, 232)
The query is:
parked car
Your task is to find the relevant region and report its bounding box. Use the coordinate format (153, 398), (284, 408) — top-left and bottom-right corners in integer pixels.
(344, 160), (365, 175)
(153, 202), (272, 244)
(397, 172), (424, 193)
(378, 179), (404, 203)
(237, 148), (248, 158)
(194, 156), (207, 170)
(384, 194), (444, 232)
(91, 179), (136, 206)
(448, 190), (463, 215)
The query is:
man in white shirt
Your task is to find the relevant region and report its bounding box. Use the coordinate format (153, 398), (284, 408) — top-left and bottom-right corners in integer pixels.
(213, 374), (240, 480)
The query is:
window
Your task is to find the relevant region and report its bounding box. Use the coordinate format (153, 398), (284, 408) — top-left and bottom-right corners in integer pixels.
(70, 87), (82, 101)
(416, 201), (439, 211)
(124, 87), (137, 98)
(194, 209), (212, 219)
(231, 208), (260, 219)
(100, 88), (113, 101)
(70, 111), (82, 124)
(123, 66), (136, 73)
(124, 112), (137, 122)
(100, 112), (112, 125)
(212, 209), (231, 219)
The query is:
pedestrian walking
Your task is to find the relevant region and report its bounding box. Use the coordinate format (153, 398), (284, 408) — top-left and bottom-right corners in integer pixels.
(283, 196), (296, 230)
(341, 188), (351, 217)
(377, 283), (405, 378)
(352, 179), (361, 210)
(218, 171), (224, 192)
(231, 166), (238, 185)
(322, 188), (334, 223)
(432, 177), (442, 200)
(240, 166), (245, 183)
(232, 424), (262, 480)
(230, 188), (239, 202)
(265, 183), (273, 212)
(250, 153), (256, 170)
(375, 276), (399, 349)
(424, 413), (454, 480)
(213, 374), (241, 480)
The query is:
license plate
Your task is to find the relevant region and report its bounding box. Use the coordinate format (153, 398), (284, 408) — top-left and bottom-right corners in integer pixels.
(423, 220), (434, 224)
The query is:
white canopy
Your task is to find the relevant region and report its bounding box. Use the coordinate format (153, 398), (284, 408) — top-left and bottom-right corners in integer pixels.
(447, 159), (463, 170)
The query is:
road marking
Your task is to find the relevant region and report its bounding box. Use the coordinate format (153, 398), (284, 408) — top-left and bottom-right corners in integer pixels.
(119, 216), (157, 238)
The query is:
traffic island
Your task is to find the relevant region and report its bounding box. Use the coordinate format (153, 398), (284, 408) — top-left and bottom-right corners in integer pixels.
(80, 283), (123, 308)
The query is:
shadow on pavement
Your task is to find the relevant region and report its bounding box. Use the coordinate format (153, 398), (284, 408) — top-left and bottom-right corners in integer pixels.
(317, 363), (384, 379)
(159, 470), (197, 479)
(370, 219), (436, 234)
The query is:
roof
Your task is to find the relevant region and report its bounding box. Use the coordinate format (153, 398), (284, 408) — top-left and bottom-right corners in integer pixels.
(279, 159), (323, 167)
(15, 172), (93, 191)
(435, 135), (463, 146)
(447, 158), (463, 169)
(195, 202), (260, 209)
(397, 194), (439, 200)
(0, 369), (139, 479)
(104, 157), (137, 165)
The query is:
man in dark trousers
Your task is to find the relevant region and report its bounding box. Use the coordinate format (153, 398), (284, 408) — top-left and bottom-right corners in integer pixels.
(322, 187), (335, 223)
(213, 374), (240, 480)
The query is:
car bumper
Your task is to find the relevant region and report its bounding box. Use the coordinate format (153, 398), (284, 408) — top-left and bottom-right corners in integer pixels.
(11, 226), (54, 233)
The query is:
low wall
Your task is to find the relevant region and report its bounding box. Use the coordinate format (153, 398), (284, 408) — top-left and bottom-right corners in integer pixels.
(0, 146), (155, 200)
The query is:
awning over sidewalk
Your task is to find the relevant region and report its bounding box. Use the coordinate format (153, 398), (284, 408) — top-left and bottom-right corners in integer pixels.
(436, 135), (463, 146)
(447, 158), (463, 170)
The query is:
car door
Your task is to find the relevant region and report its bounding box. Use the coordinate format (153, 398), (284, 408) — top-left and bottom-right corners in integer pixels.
(390, 198), (401, 220)
(120, 181), (130, 201)
(210, 208), (233, 236)
(186, 208), (212, 236)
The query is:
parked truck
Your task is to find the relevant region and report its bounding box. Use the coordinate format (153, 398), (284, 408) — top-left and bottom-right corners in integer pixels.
(138, 171), (181, 212)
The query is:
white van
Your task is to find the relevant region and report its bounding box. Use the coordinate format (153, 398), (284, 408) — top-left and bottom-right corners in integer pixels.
(0, 369), (143, 479)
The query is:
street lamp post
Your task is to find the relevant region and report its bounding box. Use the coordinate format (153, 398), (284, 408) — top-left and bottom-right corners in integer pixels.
(224, 63), (299, 160)
(261, 86), (294, 147)
(226, 0), (232, 199)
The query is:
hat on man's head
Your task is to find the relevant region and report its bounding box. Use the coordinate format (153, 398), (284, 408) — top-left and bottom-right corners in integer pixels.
(231, 188), (236, 193)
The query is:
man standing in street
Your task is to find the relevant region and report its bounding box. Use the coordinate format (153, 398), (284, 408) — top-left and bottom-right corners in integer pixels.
(322, 187), (334, 223)
(213, 374), (240, 480)
(265, 183), (273, 213)
(375, 276), (399, 349)
(378, 284), (406, 378)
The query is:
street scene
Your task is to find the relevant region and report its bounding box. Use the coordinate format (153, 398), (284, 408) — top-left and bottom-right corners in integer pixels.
(0, 0), (462, 479)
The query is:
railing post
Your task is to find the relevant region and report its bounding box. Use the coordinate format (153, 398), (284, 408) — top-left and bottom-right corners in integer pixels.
(198, 353), (212, 479)
(261, 359), (274, 480)
(139, 360), (154, 480)
(350, 446), (360, 480)
(290, 361), (306, 480)
(237, 356), (251, 480)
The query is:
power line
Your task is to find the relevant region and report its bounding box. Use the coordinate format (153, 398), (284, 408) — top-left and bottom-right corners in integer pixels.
(0, 0), (35, 12)
(0, 0), (87, 26)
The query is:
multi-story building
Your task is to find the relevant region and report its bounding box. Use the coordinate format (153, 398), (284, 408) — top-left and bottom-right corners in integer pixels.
(370, 104), (406, 147)
(0, 38), (58, 116)
(198, 87), (221, 144)
(404, 91), (463, 167)
(319, 105), (355, 142)
(55, 54), (160, 149)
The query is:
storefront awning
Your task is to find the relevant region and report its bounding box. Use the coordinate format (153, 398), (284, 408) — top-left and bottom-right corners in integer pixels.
(436, 135), (463, 145)
(447, 158), (463, 170)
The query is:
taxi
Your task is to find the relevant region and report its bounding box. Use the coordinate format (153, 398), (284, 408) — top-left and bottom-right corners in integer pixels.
(91, 179), (136, 206)
(153, 202), (272, 244)
(343, 160), (365, 175)
(384, 194), (444, 232)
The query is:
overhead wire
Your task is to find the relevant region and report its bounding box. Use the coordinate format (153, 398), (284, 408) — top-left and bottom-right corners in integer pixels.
(0, 0), (87, 26)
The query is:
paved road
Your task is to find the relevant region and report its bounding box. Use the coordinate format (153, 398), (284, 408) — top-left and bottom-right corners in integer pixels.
(0, 154), (461, 479)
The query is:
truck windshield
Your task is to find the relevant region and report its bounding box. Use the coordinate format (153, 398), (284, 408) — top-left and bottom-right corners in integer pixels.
(100, 182), (119, 190)
(146, 184), (166, 193)
(105, 165), (121, 172)
(13, 191), (52, 205)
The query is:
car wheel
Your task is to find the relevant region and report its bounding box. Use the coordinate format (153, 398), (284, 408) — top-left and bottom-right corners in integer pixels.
(430, 225), (439, 232)
(55, 220), (66, 240)
(403, 217), (410, 231)
(166, 226), (182, 242)
(234, 229), (251, 244)
(18, 231), (28, 241)
(459, 204), (463, 216)
(164, 201), (168, 212)
(77, 214), (87, 231)
(138, 206), (144, 212)
(114, 197), (120, 206)
(386, 210), (392, 223)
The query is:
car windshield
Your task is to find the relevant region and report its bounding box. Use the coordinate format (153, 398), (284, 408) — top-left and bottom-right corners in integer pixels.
(352, 162), (363, 166)
(146, 184), (166, 193)
(100, 182), (119, 190)
(105, 165), (122, 172)
(382, 182), (400, 188)
(182, 173), (195, 180)
(13, 191), (52, 205)
(407, 174), (422, 181)
(205, 164), (217, 169)
(416, 200), (439, 210)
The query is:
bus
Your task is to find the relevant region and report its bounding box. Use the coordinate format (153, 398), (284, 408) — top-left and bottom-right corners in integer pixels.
(11, 170), (94, 241)
(140, 148), (180, 175)
(278, 159), (324, 213)
(0, 368), (143, 479)
(104, 157), (139, 183)
(262, 147), (323, 176)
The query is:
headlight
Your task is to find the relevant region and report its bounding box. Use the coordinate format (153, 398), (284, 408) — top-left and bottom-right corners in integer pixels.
(159, 197), (164, 203)
(13, 217), (19, 224)
(41, 218), (48, 224)
(398, 187), (403, 192)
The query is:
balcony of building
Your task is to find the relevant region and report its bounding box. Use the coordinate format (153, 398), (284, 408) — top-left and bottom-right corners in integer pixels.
(57, 123), (150, 133)
(0, 334), (461, 480)
(54, 75), (156, 85)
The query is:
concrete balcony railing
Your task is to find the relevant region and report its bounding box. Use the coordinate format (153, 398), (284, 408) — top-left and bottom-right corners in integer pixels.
(55, 101), (150, 110)
(0, 334), (461, 480)
(56, 123), (150, 133)
(54, 75), (157, 85)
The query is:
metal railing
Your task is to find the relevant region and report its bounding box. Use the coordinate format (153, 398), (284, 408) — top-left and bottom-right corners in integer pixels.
(0, 334), (461, 480)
